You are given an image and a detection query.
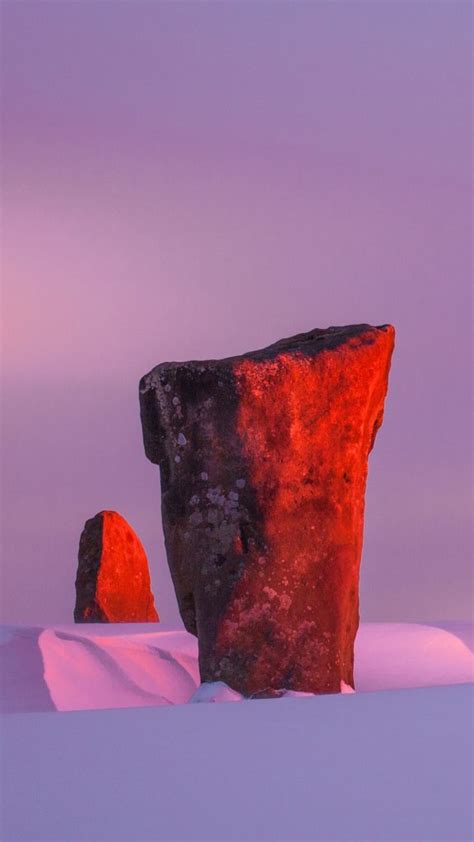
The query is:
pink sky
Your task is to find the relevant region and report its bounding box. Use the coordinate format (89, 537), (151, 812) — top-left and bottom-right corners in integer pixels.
(1, 1), (472, 625)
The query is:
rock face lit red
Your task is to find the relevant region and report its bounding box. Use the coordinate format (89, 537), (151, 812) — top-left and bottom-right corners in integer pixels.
(139, 324), (394, 694)
(74, 511), (159, 623)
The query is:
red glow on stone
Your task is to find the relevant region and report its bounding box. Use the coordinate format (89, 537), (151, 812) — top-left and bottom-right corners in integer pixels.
(215, 329), (394, 695)
(95, 511), (159, 623)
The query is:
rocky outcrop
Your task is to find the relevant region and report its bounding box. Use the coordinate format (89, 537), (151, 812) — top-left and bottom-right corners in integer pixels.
(74, 511), (159, 623)
(139, 324), (394, 694)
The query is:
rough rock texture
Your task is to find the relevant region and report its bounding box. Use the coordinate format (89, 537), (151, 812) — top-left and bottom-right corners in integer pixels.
(74, 511), (159, 623)
(139, 324), (394, 694)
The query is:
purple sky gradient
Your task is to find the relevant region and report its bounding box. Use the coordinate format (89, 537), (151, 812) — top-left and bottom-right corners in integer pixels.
(1, 1), (472, 625)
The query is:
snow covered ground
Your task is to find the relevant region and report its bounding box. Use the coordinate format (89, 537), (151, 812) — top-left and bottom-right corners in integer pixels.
(1, 683), (472, 841)
(1, 621), (472, 712)
(1, 622), (472, 841)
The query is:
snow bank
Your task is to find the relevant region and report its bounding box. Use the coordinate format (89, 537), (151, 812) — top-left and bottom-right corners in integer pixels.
(1, 622), (472, 713)
(354, 621), (473, 691)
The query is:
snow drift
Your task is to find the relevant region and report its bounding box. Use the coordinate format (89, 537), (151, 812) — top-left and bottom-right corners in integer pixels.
(1, 622), (472, 841)
(1, 621), (472, 713)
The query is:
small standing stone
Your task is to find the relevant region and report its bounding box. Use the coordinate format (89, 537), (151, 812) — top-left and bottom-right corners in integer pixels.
(74, 511), (159, 623)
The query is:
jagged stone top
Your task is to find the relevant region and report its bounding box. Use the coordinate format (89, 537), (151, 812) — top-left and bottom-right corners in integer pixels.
(139, 324), (394, 467)
(140, 324), (393, 386)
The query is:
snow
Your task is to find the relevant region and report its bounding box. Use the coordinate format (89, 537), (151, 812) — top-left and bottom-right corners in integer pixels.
(1, 621), (472, 713)
(1, 621), (472, 841)
(354, 622), (473, 692)
(189, 680), (242, 703)
(2, 684), (472, 841)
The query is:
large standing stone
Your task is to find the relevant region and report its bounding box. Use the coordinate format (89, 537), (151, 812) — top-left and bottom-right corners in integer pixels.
(74, 511), (159, 623)
(139, 324), (394, 694)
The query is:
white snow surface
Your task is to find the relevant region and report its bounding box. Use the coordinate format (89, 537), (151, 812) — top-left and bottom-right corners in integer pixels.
(1, 622), (472, 841)
(1, 684), (472, 841)
(0, 621), (472, 713)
